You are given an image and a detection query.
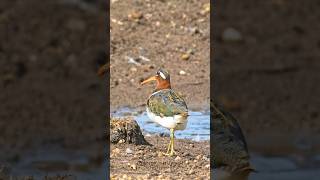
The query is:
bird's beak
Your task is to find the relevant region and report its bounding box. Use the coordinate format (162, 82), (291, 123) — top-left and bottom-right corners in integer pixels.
(141, 75), (157, 85)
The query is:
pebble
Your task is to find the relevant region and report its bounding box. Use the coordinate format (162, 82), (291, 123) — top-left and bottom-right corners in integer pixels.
(201, 3), (210, 15)
(222, 27), (243, 42)
(188, 169), (195, 175)
(181, 53), (190, 60)
(129, 163), (137, 170)
(126, 148), (133, 154)
(196, 155), (202, 160)
(179, 70), (186, 75)
(128, 11), (143, 20)
(113, 148), (120, 154)
(130, 67), (137, 72)
(205, 164), (210, 169)
(157, 151), (163, 157)
(175, 156), (181, 161)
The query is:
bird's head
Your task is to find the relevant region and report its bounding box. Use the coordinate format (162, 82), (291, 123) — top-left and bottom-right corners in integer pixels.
(141, 68), (171, 91)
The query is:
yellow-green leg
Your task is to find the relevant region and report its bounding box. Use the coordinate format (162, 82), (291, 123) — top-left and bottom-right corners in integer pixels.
(166, 136), (172, 154)
(165, 129), (176, 156)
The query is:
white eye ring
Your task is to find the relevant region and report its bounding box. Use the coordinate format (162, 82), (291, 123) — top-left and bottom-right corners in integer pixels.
(159, 71), (166, 79)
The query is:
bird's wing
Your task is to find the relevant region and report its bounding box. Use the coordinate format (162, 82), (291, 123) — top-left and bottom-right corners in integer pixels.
(147, 89), (188, 117)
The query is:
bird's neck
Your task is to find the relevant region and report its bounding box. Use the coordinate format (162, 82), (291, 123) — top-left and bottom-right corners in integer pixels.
(155, 80), (171, 91)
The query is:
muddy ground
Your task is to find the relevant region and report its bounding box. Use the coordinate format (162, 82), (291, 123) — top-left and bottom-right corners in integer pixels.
(110, 136), (210, 179)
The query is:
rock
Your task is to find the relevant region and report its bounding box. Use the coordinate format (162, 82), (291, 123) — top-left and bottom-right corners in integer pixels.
(181, 53), (190, 60)
(130, 67), (137, 72)
(222, 28), (243, 42)
(128, 11), (143, 20)
(200, 3), (210, 15)
(112, 148), (121, 154)
(205, 164), (210, 169)
(179, 70), (186, 75)
(126, 148), (133, 154)
(175, 156), (181, 161)
(110, 117), (150, 145)
(128, 163), (137, 170)
(196, 155), (202, 160)
(188, 169), (195, 175)
(157, 151), (163, 157)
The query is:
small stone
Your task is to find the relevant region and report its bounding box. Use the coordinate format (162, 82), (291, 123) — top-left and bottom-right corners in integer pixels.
(185, 160), (189, 164)
(155, 21), (160, 26)
(157, 151), (163, 157)
(196, 155), (202, 160)
(130, 163), (137, 170)
(188, 169), (195, 175)
(113, 148), (120, 154)
(205, 164), (210, 169)
(130, 67), (137, 72)
(200, 3), (210, 15)
(129, 11), (143, 20)
(181, 53), (190, 60)
(130, 79), (135, 83)
(175, 156), (181, 161)
(222, 28), (243, 42)
(126, 148), (133, 154)
(118, 139), (125, 144)
(179, 70), (186, 75)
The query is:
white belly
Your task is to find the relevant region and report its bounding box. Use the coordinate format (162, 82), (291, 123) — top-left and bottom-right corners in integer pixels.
(146, 108), (188, 130)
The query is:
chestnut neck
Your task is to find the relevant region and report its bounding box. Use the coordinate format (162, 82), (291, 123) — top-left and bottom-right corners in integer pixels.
(155, 79), (171, 91)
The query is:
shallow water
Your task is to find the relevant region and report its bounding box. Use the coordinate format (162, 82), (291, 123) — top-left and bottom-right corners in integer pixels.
(112, 108), (210, 141)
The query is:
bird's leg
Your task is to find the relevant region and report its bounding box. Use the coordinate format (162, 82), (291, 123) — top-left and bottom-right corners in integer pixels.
(165, 135), (172, 154)
(169, 128), (176, 156)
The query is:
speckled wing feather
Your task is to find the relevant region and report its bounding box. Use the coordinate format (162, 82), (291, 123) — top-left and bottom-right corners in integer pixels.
(147, 89), (188, 117)
(211, 101), (253, 176)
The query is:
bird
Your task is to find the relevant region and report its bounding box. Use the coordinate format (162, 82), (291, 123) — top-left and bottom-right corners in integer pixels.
(141, 68), (188, 156)
(211, 100), (255, 180)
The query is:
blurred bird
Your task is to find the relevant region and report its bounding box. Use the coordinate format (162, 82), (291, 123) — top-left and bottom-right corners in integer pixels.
(141, 68), (188, 156)
(211, 101), (255, 180)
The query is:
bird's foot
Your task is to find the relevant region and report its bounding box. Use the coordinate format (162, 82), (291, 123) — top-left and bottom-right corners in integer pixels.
(163, 149), (176, 157)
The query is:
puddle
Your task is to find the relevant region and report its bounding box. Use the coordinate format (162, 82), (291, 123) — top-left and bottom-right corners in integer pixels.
(112, 108), (210, 141)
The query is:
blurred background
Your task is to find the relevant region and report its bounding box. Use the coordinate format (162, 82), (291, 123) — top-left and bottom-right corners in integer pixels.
(213, 0), (320, 179)
(0, 0), (107, 178)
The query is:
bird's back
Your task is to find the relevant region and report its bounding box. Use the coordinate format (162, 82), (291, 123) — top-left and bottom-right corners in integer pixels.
(146, 89), (188, 130)
(147, 89), (188, 117)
